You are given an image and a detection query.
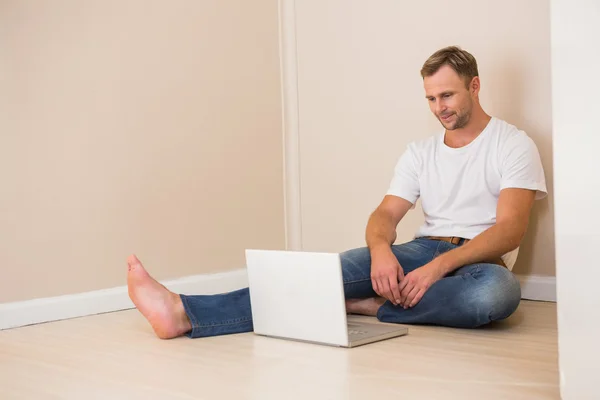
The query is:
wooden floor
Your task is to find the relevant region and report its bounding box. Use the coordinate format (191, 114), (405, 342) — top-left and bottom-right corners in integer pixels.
(0, 300), (558, 399)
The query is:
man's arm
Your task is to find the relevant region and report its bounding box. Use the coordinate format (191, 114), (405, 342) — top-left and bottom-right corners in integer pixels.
(398, 188), (536, 308)
(366, 195), (414, 304)
(366, 195), (412, 250)
(434, 188), (536, 274)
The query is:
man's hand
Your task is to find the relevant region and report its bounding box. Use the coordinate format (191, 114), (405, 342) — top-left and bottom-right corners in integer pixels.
(364, 195), (413, 305)
(370, 247), (405, 305)
(398, 261), (446, 308)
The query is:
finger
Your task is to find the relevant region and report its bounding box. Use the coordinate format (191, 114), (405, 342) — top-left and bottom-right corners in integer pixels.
(400, 278), (413, 301)
(380, 278), (394, 303)
(397, 267), (405, 281)
(372, 279), (380, 296)
(409, 289), (426, 308)
(398, 275), (409, 292)
(388, 276), (401, 305)
(403, 285), (420, 309)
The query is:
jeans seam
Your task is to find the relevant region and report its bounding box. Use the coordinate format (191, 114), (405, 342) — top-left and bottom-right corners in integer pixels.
(180, 294), (200, 330)
(198, 316), (252, 328)
(343, 277), (372, 285)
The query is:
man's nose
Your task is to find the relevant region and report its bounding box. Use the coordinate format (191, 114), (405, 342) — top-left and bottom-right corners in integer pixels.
(436, 102), (447, 115)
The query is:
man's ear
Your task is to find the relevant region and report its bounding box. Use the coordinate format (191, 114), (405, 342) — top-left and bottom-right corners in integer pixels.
(470, 76), (481, 96)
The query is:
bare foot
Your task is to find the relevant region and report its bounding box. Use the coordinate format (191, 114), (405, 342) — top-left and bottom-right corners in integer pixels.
(127, 255), (192, 339)
(345, 297), (387, 316)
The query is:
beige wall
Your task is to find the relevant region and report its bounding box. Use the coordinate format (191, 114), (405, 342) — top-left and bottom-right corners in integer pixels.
(0, 0), (285, 303)
(295, 0), (555, 276)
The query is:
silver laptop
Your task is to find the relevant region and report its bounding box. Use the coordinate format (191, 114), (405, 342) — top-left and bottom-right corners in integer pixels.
(245, 249), (408, 348)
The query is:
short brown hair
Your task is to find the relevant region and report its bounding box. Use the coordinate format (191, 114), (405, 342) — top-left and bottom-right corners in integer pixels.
(420, 46), (479, 87)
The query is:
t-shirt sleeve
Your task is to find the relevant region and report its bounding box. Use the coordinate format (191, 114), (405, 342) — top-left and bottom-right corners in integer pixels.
(386, 144), (420, 204)
(500, 134), (547, 200)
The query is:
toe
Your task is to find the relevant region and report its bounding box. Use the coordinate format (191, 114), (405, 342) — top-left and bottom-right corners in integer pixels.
(127, 254), (142, 271)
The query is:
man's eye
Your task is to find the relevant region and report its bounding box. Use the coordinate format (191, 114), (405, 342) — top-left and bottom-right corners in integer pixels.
(443, 94), (451, 98)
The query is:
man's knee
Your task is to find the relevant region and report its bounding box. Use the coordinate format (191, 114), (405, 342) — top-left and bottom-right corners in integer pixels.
(340, 247), (371, 272)
(340, 247), (376, 299)
(462, 265), (521, 328)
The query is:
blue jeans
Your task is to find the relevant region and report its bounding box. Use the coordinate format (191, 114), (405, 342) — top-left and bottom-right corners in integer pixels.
(180, 238), (521, 338)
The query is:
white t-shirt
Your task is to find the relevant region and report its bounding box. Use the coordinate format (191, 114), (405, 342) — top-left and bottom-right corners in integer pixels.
(386, 117), (547, 270)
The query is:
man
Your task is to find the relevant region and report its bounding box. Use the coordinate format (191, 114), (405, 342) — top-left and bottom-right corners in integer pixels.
(127, 46), (547, 339)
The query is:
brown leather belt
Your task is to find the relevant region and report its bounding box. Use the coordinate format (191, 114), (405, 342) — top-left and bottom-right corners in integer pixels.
(422, 236), (507, 268)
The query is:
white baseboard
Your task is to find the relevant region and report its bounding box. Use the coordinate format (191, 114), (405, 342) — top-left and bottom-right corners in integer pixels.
(517, 274), (557, 302)
(0, 270), (555, 331)
(0, 269), (249, 331)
